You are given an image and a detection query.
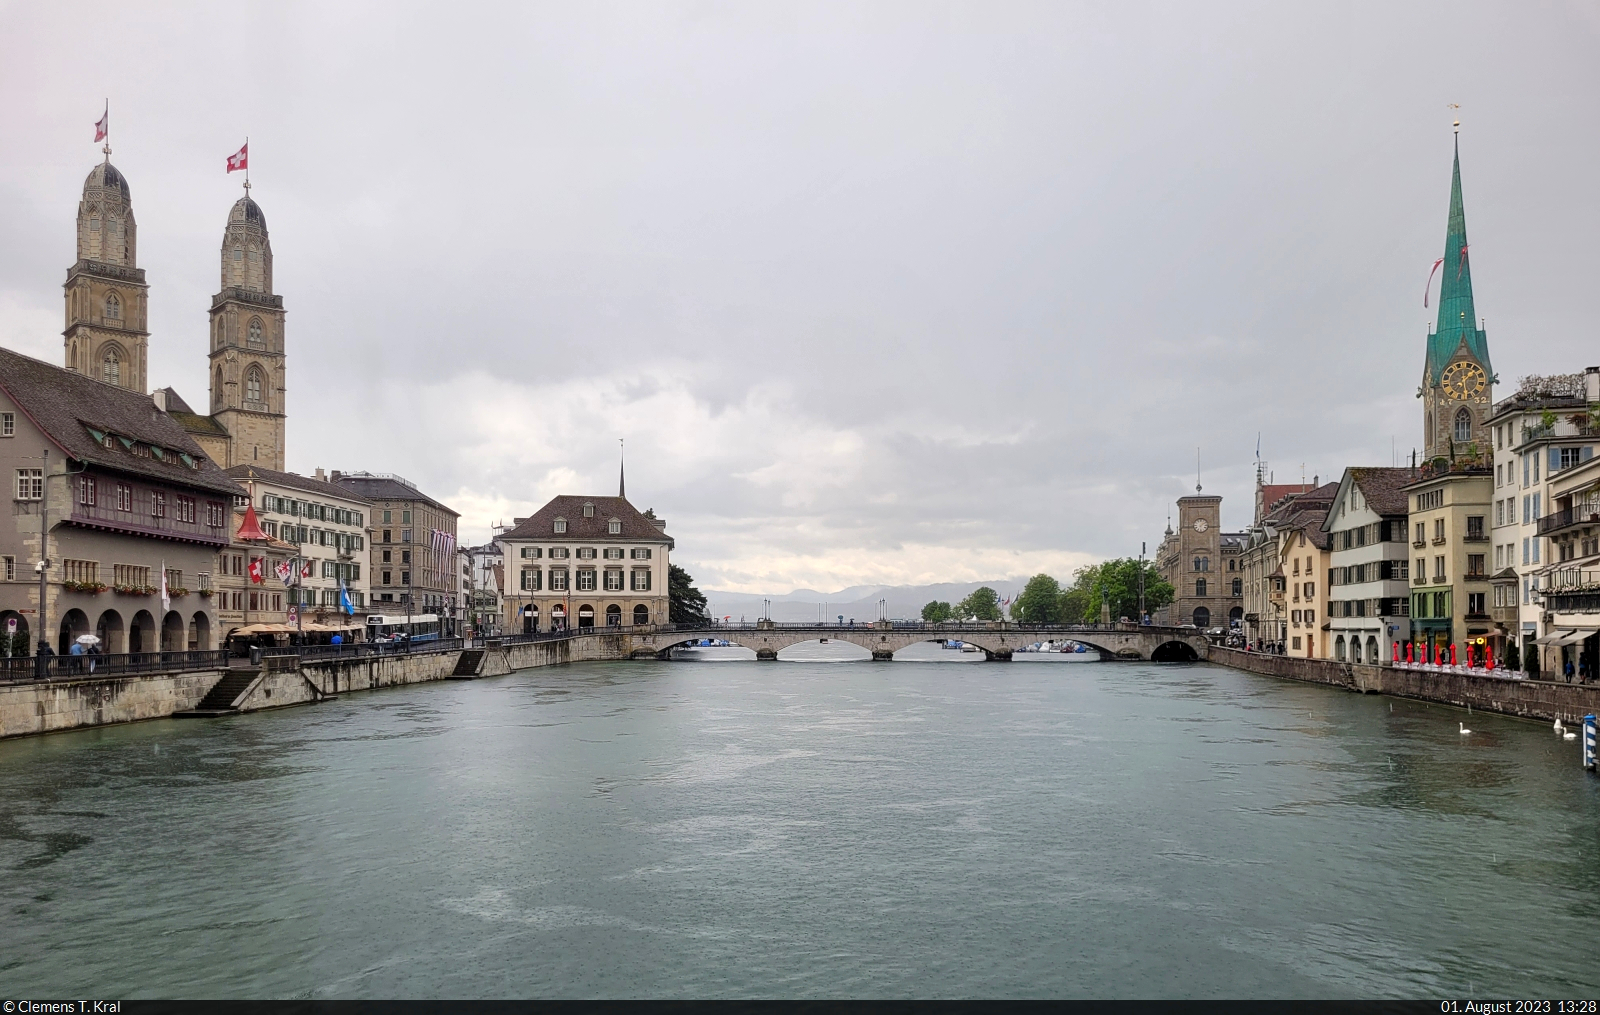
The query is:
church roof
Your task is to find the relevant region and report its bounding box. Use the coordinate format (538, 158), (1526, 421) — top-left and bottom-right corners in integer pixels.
(1426, 137), (1493, 385)
(83, 161), (131, 199)
(0, 345), (242, 497)
(230, 194), (267, 229)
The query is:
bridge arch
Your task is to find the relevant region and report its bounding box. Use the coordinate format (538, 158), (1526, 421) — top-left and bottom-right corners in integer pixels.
(1150, 640), (1201, 663)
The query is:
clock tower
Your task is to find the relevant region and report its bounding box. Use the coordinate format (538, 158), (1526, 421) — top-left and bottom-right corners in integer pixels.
(1421, 131), (1493, 460)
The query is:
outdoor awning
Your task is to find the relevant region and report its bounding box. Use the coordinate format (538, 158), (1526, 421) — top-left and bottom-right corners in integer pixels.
(231, 623), (295, 635)
(1534, 629), (1591, 647)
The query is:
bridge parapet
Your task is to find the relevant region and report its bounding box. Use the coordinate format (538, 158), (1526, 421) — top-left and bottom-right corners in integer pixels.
(630, 623), (1207, 662)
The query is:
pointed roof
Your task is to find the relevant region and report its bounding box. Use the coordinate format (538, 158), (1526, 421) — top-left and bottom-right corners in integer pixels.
(235, 501), (269, 541)
(1426, 136), (1492, 385)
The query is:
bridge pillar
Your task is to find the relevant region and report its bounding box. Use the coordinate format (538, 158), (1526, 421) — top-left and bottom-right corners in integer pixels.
(756, 649), (778, 662)
(991, 649), (1012, 662)
(871, 648), (895, 662)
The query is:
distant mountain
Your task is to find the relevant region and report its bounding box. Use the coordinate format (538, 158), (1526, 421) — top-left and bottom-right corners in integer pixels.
(703, 579), (1030, 623)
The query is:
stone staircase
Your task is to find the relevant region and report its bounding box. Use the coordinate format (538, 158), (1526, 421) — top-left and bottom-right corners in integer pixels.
(174, 668), (262, 717)
(448, 649), (485, 679)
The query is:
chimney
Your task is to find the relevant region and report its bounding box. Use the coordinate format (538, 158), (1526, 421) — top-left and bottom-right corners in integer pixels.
(314, 467), (326, 482)
(1312, 474), (1318, 487)
(512, 517), (528, 526)
(651, 517), (667, 532)
(1587, 366), (1599, 404)
(330, 470), (342, 482)
(151, 389), (167, 412)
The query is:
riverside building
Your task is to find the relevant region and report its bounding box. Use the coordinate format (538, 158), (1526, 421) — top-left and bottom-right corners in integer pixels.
(498, 495), (672, 633)
(332, 472), (459, 628)
(1323, 468), (1414, 663)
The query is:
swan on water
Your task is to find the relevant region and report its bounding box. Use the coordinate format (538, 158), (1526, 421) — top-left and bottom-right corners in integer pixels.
(1564, 730), (1577, 740)
(1460, 722), (1472, 735)
(1555, 717), (1564, 734)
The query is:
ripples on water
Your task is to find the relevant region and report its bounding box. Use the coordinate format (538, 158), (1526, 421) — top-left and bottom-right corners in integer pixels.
(1, 657), (1597, 998)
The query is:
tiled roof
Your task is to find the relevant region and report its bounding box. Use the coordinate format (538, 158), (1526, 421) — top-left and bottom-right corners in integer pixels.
(1347, 467), (1416, 517)
(226, 465), (372, 503)
(1280, 504), (1333, 550)
(500, 495), (673, 547)
(0, 345), (243, 497)
(167, 409), (231, 438)
(155, 387), (194, 413)
(332, 472), (458, 516)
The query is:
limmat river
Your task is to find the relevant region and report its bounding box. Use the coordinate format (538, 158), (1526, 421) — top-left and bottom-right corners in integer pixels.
(1, 652), (1597, 999)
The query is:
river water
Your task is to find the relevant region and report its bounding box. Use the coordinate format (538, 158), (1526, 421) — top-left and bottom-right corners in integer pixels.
(1, 656), (1597, 999)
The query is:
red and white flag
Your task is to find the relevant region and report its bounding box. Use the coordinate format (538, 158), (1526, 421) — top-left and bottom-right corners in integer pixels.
(248, 558), (265, 584)
(94, 107), (108, 143)
(302, 560), (315, 579)
(227, 142), (248, 173)
(275, 559), (294, 587)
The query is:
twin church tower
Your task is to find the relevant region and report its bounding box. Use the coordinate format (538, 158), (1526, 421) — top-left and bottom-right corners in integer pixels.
(62, 155), (286, 470)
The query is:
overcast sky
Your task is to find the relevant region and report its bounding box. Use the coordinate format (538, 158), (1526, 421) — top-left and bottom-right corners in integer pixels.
(3, 2), (1598, 593)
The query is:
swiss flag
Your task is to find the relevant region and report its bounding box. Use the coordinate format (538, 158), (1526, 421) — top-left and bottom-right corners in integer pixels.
(248, 557), (265, 584)
(94, 109), (108, 143)
(227, 142), (248, 173)
(302, 560), (315, 578)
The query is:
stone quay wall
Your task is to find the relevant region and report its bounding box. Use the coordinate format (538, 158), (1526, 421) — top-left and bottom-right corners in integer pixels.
(1209, 646), (1600, 724)
(0, 631), (637, 739)
(0, 669), (222, 739)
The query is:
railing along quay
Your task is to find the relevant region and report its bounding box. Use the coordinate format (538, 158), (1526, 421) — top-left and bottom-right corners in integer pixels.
(260, 638), (465, 663)
(0, 649), (231, 682)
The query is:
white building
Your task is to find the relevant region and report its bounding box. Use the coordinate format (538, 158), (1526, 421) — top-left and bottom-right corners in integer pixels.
(1484, 369), (1599, 673)
(1322, 467), (1414, 663)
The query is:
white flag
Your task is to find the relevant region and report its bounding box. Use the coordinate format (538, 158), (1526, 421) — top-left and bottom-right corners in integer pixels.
(160, 561), (170, 612)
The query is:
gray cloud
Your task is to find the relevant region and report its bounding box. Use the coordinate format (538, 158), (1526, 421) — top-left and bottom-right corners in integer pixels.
(2, 2), (1597, 591)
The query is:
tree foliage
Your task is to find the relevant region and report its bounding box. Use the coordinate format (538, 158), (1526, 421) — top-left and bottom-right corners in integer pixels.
(1011, 574), (1064, 624)
(956, 586), (1002, 621)
(920, 600), (954, 623)
(668, 565), (710, 624)
(1060, 559), (1172, 623)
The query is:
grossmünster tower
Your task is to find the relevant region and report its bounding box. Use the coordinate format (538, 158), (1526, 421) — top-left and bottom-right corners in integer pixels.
(1420, 131), (1494, 459)
(205, 188), (287, 470)
(63, 159), (149, 392)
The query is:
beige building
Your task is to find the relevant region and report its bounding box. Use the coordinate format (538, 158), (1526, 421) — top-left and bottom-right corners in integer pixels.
(1273, 492), (1335, 658)
(1403, 464), (1493, 662)
(1539, 451), (1600, 677)
(1322, 468), (1415, 664)
(331, 472), (459, 627)
(499, 495), (672, 632)
(62, 161), (149, 394)
(214, 466), (372, 641)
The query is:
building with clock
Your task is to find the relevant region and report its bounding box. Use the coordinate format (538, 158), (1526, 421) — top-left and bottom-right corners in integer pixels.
(1402, 130), (1497, 662)
(1419, 132), (1493, 462)
(1153, 492), (1246, 629)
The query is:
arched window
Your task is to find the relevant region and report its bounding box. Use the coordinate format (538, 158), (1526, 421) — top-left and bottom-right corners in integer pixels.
(101, 347), (121, 386)
(245, 368), (263, 404)
(1195, 578), (1207, 597)
(1454, 407), (1472, 443)
(105, 293), (120, 320)
(1335, 636), (1347, 661)
(214, 366), (224, 407)
(1192, 606), (1210, 629)
(1231, 578), (1242, 596)
(1350, 638), (1363, 663)
(247, 318), (264, 347)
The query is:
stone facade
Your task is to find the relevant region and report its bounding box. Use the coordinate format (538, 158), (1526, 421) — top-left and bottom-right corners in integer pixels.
(1154, 494), (1244, 629)
(62, 162), (149, 394)
(332, 472), (460, 625)
(206, 196), (287, 470)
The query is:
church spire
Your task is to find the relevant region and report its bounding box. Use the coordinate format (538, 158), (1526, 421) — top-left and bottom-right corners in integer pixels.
(618, 439), (626, 499)
(1426, 131), (1491, 385)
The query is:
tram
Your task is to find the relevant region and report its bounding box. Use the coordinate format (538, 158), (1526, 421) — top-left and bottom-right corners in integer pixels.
(365, 613), (442, 644)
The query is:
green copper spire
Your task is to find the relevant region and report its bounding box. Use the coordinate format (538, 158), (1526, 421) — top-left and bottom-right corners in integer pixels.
(1426, 135), (1491, 385)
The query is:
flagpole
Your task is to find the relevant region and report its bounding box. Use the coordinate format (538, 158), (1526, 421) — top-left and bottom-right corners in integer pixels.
(102, 99), (110, 163)
(244, 136), (250, 191)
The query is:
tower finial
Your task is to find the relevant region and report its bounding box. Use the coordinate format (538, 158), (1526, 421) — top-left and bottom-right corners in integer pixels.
(1195, 447), (1202, 493)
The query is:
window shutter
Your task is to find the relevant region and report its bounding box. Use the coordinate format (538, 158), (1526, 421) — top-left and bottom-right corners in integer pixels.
(1549, 448), (1561, 472)
(1584, 446), (1594, 462)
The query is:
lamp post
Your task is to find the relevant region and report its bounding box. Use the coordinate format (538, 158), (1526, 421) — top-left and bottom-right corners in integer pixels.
(35, 449), (49, 678)
(1138, 541), (1147, 624)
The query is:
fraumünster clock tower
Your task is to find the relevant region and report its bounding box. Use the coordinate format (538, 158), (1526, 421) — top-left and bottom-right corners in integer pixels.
(1420, 132), (1493, 460)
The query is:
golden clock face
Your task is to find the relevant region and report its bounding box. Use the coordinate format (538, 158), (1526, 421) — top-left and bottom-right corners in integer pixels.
(1441, 361), (1487, 401)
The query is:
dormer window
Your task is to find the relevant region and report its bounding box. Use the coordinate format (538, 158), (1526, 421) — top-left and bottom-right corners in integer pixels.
(583, 502), (595, 518)
(553, 517), (567, 534)
(608, 518), (621, 534)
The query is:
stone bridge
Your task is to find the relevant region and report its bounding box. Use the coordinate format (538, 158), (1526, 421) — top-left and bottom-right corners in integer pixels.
(625, 623), (1209, 662)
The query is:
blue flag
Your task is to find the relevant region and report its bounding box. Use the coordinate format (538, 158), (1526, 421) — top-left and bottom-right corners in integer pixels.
(339, 582), (354, 616)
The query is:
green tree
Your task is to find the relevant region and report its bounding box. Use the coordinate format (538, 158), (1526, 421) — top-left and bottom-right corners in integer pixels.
(920, 600), (953, 623)
(956, 586), (1001, 621)
(1060, 559), (1171, 623)
(1012, 574), (1064, 624)
(668, 565), (710, 624)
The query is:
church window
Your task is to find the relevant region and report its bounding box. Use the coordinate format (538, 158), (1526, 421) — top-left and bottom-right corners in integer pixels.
(1454, 408), (1472, 443)
(101, 347), (121, 386)
(232, 248), (243, 261)
(248, 318), (264, 347)
(89, 217), (101, 231)
(105, 293), (120, 319)
(245, 368), (263, 404)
